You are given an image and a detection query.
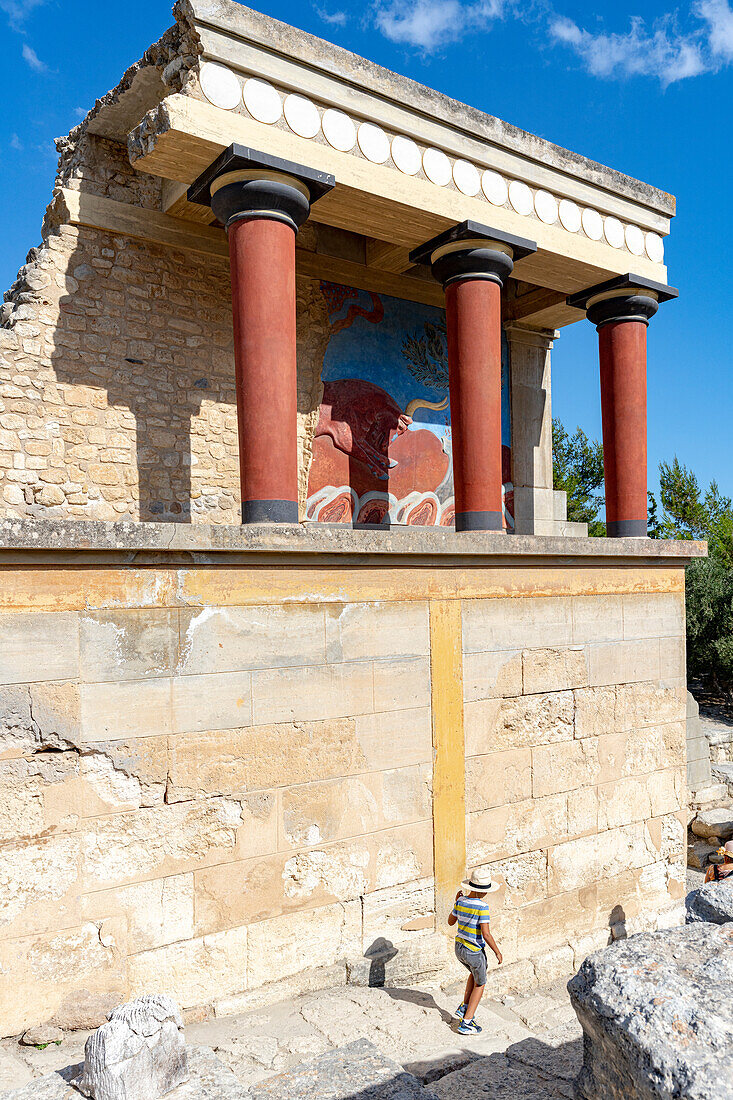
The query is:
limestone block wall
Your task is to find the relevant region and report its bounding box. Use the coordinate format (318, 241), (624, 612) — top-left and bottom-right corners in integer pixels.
(0, 542), (688, 1037)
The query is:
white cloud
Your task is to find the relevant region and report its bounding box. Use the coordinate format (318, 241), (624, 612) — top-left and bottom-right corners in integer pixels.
(22, 42), (47, 72)
(549, 13), (708, 85)
(315, 5), (348, 25)
(697, 0), (733, 58)
(374, 0), (506, 51)
(0, 0), (46, 29)
(74, 106), (87, 118)
(10, 133), (23, 150)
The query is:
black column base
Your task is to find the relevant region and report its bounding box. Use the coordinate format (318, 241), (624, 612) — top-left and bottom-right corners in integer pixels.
(606, 519), (647, 538)
(242, 499), (298, 524)
(455, 510), (504, 532)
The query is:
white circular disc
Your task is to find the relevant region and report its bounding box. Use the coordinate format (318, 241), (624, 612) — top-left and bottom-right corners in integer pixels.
(559, 199), (582, 233)
(358, 122), (390, 164)
(535, 189), (558, 224)
(199, 62), (241, 111)
(625, 224), (645, 256)
(508, 180), (533, 216)
(283, 94), (320, 138)
(582, 207), (603, 240)
(645, 231), (664, 263)
(481, 169), (507, 206)
(243, 78), (282, 124)
(453, 159), (480, 196)
(322, 108), (356, 151)
(604, 216), (624, 248)
(391, 134), (421, 175)
(422, 147), (452, 186)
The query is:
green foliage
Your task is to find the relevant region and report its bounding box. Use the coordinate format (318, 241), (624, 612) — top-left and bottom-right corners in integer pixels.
(654, 456), (733, 695)
(401, 319), (449, 392)
(551, 419), (606, 536)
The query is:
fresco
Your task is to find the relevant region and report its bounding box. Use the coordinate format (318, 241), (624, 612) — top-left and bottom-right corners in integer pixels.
(306, 281), (512, 527)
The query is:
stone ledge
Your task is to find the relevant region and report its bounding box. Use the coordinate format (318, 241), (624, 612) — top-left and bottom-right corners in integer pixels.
(0, 519), (706, 562)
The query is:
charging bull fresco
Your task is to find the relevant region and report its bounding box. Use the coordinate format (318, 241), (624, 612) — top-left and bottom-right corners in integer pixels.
(306, 281), (512, 527)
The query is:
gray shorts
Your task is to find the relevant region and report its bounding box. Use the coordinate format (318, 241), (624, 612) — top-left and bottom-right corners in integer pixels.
(455, 941), (487, 986)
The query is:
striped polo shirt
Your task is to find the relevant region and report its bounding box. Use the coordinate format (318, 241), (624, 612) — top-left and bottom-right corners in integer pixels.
(452, 895), (491, 953)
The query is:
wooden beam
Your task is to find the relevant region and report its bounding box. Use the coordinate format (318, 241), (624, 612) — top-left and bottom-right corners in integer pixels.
(55, 188), (444, 308)
(161, 178), (217, 225)
(128, 95), (667, 297)
(365, 238), (412, 274)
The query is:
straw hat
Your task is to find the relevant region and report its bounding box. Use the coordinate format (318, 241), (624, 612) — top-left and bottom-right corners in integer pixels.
(460, 867), (500, 894)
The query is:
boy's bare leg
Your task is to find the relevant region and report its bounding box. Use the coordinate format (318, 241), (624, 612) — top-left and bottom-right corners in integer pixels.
(466, 982), (485, 1021)
(463, 973), (474, 1008)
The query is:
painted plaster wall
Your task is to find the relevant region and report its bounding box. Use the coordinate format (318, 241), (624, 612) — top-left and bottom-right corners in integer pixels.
(0, 555), (687, 1036)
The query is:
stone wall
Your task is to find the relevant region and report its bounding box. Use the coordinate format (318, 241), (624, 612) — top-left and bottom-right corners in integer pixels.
(0, 138), (329, 524)
(0, 540), (688, 1036)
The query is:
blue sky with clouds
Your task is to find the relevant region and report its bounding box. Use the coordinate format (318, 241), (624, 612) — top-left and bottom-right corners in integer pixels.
(1, 0), (731, 499)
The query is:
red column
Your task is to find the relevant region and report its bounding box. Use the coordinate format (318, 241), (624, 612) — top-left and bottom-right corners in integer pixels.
(445, 278), (504, 531)
(228, 218), (298, 524)
(599, 320), (648, 539)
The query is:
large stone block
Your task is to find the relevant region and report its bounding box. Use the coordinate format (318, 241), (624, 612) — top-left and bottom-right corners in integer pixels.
(354, 708), (432, 771)
(325, 601), (429, 663)
(347, 930), (451, 988)
(81, 737), (168, 810)
(81, 874), (194, 953)
(587, 640), (661, 687)
(166, 718), (366, 801)
(497, 690), (575, 748)
(597, 769), (683, 831)
(615, 680), (686, 731)
(361, 877), (434, 950)
(621, 592), (685, 641)
(532, 739), (600, 798)
(251, 661), (374, 724)
(468, 793), (568, 863)
(178, 603), (326, 675)
(462, 649), (522, 701)
(246, 901), (361, 991)
(567, 786), (599, 838)
(372, 657), (430, 713)
(82, 799), (242, 889)
(462, 596), (573, 653)
(522, 647), (588, 695)
(465, 747), (532, 812)
(0, 611), (79, 685)
(1, 682), (82, 758)
(0, 752), (81, 841)
(127, 926), (248, 1008)
(687, 880), (733, 925)
(658, 635), (686, 679)
(171, 671), (252, 733)
(463, 697), (500, 757)
(573, 686), (617, 739)
(80, 609), (178, 682)
(548, 823), (655, 895)
(489, 849), (548, 909)
(571, 595), (624, 644)
(569, 924), (733, 1100)
(81, 679), (172, 742)
(0, 919), (127, 1038)
(0, 832), (82, 938)
(280, 765), (431, 848)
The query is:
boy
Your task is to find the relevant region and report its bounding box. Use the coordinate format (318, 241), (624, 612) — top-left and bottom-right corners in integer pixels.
(448, 867), (502, 1036)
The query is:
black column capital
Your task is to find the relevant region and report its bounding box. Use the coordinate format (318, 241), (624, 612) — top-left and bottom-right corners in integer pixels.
(567, 273), (678, 330)
(409, 220), (536, 289)
(188, 144), (335, 233)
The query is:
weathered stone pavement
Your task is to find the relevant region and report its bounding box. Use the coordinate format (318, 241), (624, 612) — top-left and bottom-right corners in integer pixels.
(0, 975), (582, 1098)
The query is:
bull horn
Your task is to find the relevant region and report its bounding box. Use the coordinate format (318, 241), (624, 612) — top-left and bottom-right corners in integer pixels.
(404, 396), (449, 417)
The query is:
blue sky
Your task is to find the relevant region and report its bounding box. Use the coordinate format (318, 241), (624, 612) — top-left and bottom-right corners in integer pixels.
(1, 0), (731, 500)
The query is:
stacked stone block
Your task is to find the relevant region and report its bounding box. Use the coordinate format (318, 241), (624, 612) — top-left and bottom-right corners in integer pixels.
(0, 551), (688, 1037)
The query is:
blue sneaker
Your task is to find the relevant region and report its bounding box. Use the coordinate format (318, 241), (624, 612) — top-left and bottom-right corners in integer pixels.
(455, 1003), (467, 1019)
(457, 1017), (482, 1036)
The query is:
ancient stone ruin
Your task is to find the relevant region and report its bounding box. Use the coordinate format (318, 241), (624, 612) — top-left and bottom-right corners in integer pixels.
(569, 924), (733, 1100)
(75, 995), (187, 1100)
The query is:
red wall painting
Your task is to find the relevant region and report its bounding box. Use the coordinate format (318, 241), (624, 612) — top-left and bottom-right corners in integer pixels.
(306, 281), (512, 527)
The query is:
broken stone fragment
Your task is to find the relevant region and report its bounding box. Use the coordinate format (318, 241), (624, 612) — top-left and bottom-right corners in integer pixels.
(690, 808), (733, 840)
(20, 1024), (64, 1047)
(569, 924), (733, 1099)
(74, 994), (188, 1100)
(687, 879), (733, 925)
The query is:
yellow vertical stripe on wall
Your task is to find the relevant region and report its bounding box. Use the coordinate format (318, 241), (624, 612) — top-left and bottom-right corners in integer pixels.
(429, 598), (466, 936)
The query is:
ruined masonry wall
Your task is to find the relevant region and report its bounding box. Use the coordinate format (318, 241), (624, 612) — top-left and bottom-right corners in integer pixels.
(0, 558), (687, 1036)
(0, 137), (327, 523)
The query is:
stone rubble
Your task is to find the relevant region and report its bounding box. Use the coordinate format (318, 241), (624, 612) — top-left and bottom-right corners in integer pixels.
(690, 807), (733, 840)
(569, 923), (733, 1100)
(686, 879), (733, 925)
(74, 995), (187, 1100)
